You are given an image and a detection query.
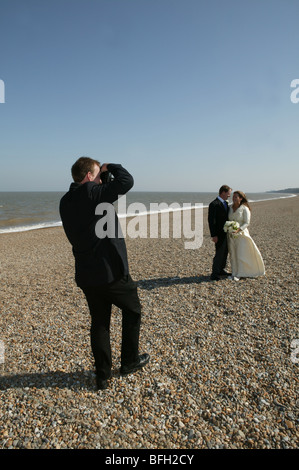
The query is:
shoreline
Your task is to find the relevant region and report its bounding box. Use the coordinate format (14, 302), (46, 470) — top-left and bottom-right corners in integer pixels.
(0, 193), (297, 235)
(0, 196), (298, 449)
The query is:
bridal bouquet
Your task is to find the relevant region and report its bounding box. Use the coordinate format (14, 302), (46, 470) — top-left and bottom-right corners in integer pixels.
(223, 220), (240, 236)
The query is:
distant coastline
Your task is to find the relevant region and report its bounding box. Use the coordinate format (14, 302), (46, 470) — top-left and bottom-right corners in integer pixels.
(266, 187), (299, 194)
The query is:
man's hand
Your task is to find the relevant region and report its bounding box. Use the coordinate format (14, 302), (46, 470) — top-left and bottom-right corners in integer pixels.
(100, 163), (109, 173)
(212, 236), (218, 244)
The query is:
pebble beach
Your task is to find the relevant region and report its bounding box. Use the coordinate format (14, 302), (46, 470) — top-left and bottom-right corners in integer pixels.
(0, 196), (298, 450)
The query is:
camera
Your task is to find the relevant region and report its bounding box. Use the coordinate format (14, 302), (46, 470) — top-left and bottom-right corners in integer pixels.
(100, 171), (113, 184)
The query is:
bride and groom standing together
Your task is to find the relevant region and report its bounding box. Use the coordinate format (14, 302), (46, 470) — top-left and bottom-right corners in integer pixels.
(208, 185), (265, 281)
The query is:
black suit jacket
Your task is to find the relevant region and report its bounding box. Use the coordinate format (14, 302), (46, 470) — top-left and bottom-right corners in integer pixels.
(208, 197), (229, 241)
(59, 164), (133, 287)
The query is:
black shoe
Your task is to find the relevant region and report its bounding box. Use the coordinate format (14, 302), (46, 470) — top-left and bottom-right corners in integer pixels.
(96, 374), (111, 391)
(120, 353), (150, 376)
(210, 275), (220, 281)
(220, 270), (231, 276)
(96, 379), (109, 390)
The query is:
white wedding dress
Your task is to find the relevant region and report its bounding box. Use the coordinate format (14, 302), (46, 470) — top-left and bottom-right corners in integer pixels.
(228, 205), (265, 279)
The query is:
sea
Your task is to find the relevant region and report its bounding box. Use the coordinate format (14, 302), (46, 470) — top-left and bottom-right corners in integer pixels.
(0, 190), (296, 234)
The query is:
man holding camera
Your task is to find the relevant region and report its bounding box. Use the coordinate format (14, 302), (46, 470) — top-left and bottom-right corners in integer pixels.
(59, 157), (149, 390)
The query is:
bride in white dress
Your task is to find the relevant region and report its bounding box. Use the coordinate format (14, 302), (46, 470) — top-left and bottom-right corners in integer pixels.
(227, 191), (265, 280)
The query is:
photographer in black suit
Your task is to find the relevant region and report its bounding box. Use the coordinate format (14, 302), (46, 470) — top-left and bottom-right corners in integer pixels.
(59, 157), (149, 390)
(208, 185), (232, 280)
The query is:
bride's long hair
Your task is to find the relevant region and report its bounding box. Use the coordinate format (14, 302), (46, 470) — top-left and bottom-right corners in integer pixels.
(234, 190), (251, 211)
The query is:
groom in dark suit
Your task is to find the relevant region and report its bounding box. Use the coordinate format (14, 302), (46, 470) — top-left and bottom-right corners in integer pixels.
(208, 185), (232, 280)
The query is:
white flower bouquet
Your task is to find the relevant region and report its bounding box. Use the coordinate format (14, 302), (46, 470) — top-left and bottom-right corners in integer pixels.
(223, 220), (240, 236)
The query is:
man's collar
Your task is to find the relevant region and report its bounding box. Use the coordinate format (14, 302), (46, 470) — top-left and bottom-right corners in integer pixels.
(69, 182), (81, 191)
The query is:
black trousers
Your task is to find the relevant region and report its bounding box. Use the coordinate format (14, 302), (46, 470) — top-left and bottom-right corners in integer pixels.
(81, 275), (141, 381)
(212, 236), (228, 275)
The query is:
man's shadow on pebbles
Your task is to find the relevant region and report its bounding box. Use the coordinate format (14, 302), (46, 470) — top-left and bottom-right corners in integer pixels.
(137, 274), (210, 290)
(0, 369), (100, 391)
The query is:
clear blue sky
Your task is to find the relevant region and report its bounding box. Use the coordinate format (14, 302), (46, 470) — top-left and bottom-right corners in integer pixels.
(1, 0), (298, 192)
